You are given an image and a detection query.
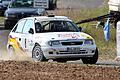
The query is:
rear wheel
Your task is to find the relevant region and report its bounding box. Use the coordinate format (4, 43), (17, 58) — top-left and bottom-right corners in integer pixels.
(8, 46), (16, 60)
(32, 45), (47, 61)
(82, 48), (98, 64)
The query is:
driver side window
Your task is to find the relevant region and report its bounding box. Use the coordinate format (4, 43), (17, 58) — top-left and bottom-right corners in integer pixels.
(22, 19), (34, 34)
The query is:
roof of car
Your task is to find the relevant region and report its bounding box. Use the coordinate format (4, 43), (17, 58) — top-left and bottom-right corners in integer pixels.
(23, 16), (72, 21)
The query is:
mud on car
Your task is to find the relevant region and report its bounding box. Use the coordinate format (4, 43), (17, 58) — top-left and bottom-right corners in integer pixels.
(7, 15), (98, 64)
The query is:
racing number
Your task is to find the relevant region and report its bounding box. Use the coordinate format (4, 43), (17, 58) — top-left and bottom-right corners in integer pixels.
(25, 38), (26, 48)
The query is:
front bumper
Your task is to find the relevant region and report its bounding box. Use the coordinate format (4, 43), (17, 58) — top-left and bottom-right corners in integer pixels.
(4, 17), (19, 28)
(41, 45), (96, 59)
(0, 8), (5, 14)
(5, 17), (19, 23)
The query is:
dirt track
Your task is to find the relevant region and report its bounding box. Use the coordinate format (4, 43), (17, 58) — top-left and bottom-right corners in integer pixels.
(0, 61), (119, 80)
(0, 0), (118, 80)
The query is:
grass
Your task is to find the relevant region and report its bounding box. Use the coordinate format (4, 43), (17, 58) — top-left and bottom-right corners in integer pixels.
(54, 0), (116, 60)
(78, 0), (116, 60)
(0, 17), (4, 24)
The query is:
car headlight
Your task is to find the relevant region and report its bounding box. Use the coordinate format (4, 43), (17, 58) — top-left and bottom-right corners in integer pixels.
(84, 39), (94, 45)
(37, 8), (45, 15)
(48, 41), (61, 46)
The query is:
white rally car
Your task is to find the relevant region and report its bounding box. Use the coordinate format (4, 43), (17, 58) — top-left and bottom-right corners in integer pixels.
(7, 15), (98, 64)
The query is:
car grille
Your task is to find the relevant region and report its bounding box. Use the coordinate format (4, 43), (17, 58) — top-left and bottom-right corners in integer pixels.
(16, 13), (33, 19)
(57, 50), (88, 54)
(61, 41), (83, 46)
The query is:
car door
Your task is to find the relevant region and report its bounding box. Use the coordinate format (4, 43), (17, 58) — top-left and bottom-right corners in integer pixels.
(10, 19), (26, 50)
(21, 19), (34, 53)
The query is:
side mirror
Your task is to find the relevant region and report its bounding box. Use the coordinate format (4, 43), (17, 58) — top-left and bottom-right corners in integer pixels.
(28, 28), (34, 34)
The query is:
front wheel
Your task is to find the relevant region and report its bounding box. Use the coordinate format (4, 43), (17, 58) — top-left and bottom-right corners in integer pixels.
(82, 48), (98, 64)
(32, 45), (47, 61)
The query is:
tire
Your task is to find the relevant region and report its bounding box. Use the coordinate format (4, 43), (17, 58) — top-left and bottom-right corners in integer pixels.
(82, 48), (98, 64)
(4, 20), (11, 29)
(32, 45), (47, 61)
(4, 20), (15, 29)
(8, 46), (16, 60)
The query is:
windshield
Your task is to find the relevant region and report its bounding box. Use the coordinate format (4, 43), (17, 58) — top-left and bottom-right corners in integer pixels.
(0, 0), (11, 1)
(9, 0), (33, 8)
(35, 21), (79, 33)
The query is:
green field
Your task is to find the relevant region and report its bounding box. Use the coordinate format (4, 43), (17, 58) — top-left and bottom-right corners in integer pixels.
(0, 17), (4, 24)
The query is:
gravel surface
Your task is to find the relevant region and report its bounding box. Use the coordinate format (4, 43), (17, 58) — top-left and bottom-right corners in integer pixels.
(0, 1), (118, 80)
(0, 61), (119, 80)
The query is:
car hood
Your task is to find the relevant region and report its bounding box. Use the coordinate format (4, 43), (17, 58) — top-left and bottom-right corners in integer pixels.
(5, 8), (45, 14)
(34, 32), (94, 42)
